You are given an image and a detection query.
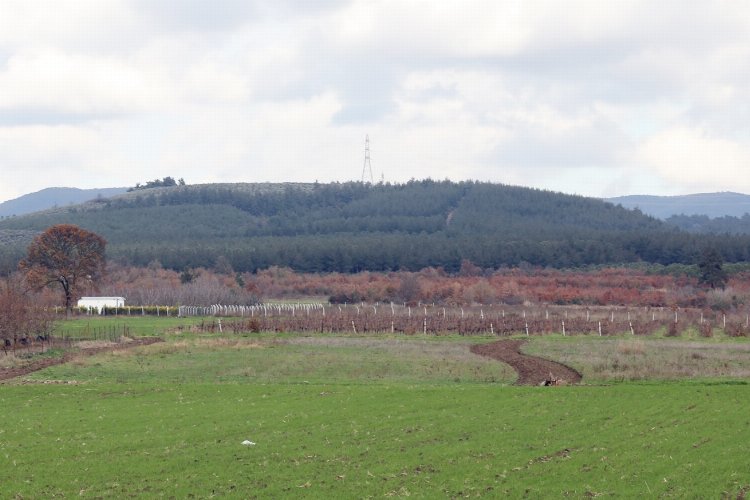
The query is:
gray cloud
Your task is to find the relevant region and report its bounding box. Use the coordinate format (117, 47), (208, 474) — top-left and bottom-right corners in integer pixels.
(134, 0), (261, 31)
(134, 0), (347, 32)
(0, 107), (119, 126)
(493, 122), (629, 169)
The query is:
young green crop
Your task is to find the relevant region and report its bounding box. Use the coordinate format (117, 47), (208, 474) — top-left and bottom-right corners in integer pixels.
(2, 334), (750, 497)
(1, 382), (748, 497)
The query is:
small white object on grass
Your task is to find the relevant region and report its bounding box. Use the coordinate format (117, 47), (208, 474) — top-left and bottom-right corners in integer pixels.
(242, 440), (256, 446)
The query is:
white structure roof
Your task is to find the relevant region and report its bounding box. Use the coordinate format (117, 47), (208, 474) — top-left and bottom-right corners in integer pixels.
(77, 296), (126, 313)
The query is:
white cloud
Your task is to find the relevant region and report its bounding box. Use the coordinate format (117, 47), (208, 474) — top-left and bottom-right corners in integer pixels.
(636, 126), (750, 192)
(0, 48), (165, 116)
(2, 1), (750, 201)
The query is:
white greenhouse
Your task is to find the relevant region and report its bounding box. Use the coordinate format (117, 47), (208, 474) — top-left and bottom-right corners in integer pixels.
(77, 296), (125, 314)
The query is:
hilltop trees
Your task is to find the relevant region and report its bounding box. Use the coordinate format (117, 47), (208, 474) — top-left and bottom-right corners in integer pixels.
(19, 225), (106, 314)
(128, 176), (186, 192)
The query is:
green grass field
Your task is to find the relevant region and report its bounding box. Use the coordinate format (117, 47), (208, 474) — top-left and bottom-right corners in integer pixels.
(54, 315), (209, 339)
(1, 318), (750, 497)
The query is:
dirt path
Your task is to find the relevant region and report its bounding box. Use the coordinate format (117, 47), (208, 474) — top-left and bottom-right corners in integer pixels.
(470, 339), (582, 385)
(0, 337), (163, 382)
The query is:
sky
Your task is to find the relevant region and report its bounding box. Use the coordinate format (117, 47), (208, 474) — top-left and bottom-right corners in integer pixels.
(2, 0), (750, 204)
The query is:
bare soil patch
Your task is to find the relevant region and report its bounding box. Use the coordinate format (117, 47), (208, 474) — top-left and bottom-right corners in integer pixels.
(470, 339), (582, 385)
(0, 337), (163, 382)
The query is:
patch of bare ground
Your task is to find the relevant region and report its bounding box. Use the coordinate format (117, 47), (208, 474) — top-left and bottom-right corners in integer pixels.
(470, 340), (582, 385)
(0, 337), (163, 382)
(14, 379), (82, 385)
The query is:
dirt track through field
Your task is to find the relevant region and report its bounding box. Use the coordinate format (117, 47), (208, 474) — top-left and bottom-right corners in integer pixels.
(0, 337), (163, 382)
(470, 340), (582, 385)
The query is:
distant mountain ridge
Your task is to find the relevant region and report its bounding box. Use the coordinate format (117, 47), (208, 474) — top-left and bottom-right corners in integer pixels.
(606, 192), (750, 219)
(0, 187), (128, 217)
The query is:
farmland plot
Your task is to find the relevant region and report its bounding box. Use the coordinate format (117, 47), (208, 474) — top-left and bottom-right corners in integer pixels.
(1, 331), (750, 497)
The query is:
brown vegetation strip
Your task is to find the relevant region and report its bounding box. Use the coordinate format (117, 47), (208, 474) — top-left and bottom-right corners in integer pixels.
(0, 337), (163, 381)
(470, 340), (582, 385)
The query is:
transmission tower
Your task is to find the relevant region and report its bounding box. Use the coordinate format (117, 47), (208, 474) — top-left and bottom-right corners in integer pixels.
(361, 134), (373, 183)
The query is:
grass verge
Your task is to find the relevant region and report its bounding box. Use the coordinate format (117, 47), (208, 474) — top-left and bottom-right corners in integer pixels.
(17, 335), (515, 385)
(523, 335), (750, 382)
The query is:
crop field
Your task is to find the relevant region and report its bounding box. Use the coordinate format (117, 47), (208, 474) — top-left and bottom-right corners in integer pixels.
(1, 317), (750, 497)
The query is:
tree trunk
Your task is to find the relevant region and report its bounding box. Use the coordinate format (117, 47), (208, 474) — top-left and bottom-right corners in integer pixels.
(60, 276), (72, 318)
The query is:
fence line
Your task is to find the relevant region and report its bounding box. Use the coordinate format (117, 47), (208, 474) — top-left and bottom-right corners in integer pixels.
(177, 303), (750, 337)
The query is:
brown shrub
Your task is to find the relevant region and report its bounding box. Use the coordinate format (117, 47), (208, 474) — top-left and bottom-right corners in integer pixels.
(666, 321), (679, 337)
(617, 340), (646, 356)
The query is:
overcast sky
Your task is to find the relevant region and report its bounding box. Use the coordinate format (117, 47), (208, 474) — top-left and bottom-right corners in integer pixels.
(1, 0), (750, 203)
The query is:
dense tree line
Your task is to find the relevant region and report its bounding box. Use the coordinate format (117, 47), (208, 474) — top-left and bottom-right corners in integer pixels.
(2, 180), (750, 273)
(666, 213), (750, 235)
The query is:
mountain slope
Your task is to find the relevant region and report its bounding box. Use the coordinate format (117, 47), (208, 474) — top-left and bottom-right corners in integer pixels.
(0, 187), (128, 217)
(1, 181), (749, 273)
(607, 192), (750, 219)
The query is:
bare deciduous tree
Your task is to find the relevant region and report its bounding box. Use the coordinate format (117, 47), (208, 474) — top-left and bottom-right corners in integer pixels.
(0, 277), (53, 353)
(19, 224), (106, 314)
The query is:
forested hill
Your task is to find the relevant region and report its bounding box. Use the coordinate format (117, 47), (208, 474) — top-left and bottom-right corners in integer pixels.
(665, 213), (750, 235)
(1, 180), (749, 273)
